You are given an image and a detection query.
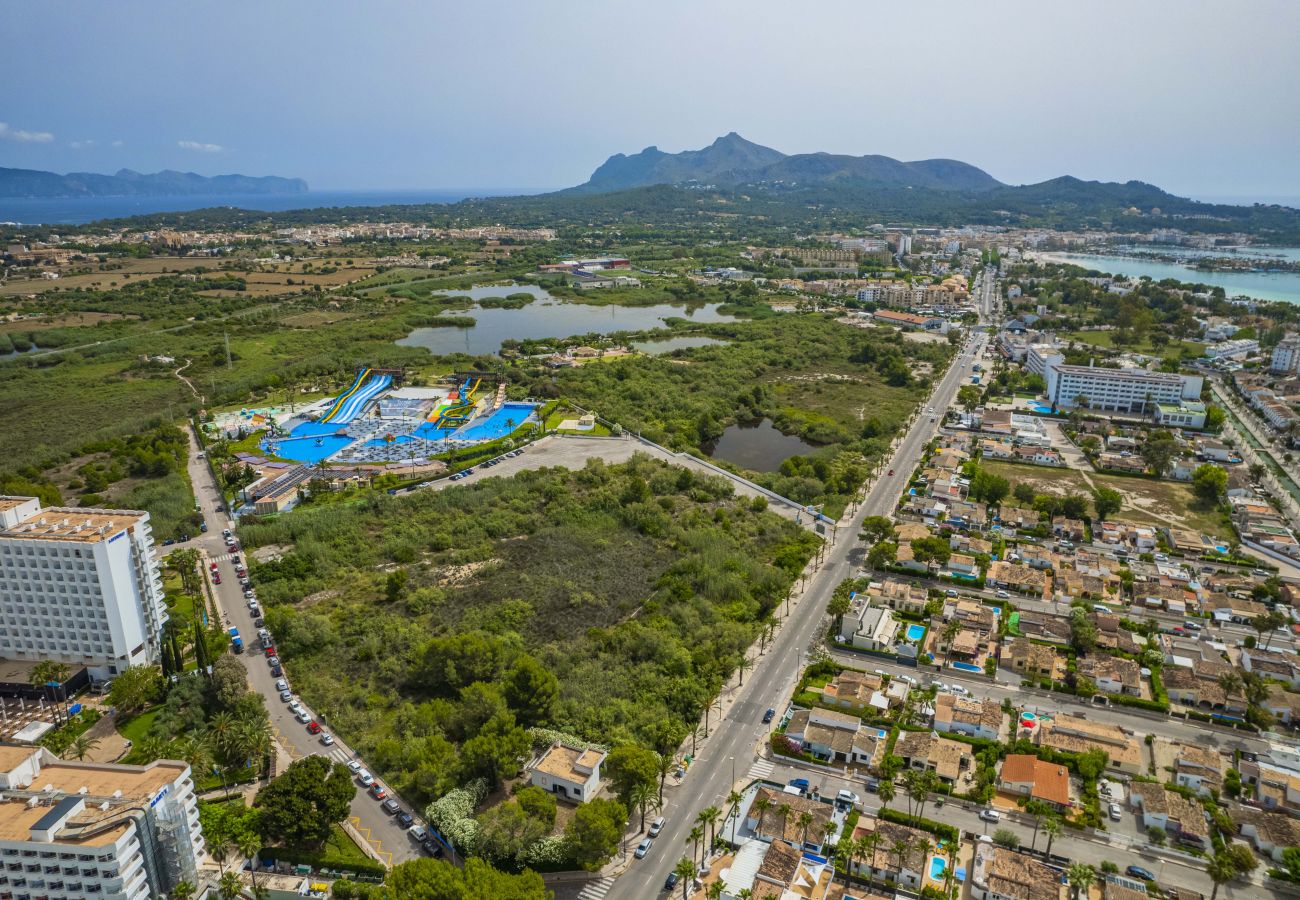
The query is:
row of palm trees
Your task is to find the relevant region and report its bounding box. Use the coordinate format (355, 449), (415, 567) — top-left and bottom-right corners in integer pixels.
(746, 794), (835, 849)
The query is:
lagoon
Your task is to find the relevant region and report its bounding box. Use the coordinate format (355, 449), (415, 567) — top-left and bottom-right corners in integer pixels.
(630, 335), (730, 355)
(1040, 251), (1300, 304)
(397, 287), (737, 356)
(704, 418), (819, 472)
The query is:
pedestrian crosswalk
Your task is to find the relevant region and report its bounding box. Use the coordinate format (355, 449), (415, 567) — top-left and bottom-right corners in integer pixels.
(747, 758), (775, 782)
(577, 876), (615, 900)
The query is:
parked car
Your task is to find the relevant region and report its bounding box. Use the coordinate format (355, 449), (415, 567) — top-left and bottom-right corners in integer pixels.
(1126, 866), (1157, 882)
(270, 665), (282, 677)
(409, 826), (427, 842)
(267, 656), (280, 668)
(634, 838), (653, 859)
(274, 678), (288, 691)
(320, 732), (334, 746)
(279, 690), (293, 703)
(382, 798), (401, 815)
(1108, 803), (1122, 821)
(397, 810), (414, 828)
(787, 778), (810, 795)
(648, 817), (665, 838)
(420, 837), (443, 857)
(979, 809), (1001, 822)
(294, 710), (311, 724)
(306, 721), (321, 735)
(347, 760), (362, 775)
(762, 708), (776, 724)
(253, 617), (265, 628)
(835, 789), (860, 808)
(370, 783), (386, 800)
(664, 873), (679, 891)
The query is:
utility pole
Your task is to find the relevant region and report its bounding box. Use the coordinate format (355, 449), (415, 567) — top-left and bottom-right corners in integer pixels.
(224, 331), (232, 369)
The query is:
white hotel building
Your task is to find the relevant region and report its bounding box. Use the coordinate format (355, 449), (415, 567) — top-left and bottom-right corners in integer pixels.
(1045, 362), (1203, 416)
(0, 498), (167, 680)
(0, 745), (203, 900)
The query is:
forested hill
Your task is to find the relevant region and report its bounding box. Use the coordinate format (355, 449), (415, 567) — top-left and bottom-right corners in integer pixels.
(0, 166), (308, 198)
(568, 132), (1004, 193)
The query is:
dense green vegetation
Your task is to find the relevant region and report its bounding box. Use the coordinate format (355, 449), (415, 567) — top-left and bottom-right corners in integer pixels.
(240, 457), (818, 807)
(513, 311), (949, 513)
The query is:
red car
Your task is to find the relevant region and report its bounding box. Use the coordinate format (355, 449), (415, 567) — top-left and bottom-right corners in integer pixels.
(212, 573), (221, 584)
(236, 568), (247, 578)
(264, 646), (276, 657)
(369, 783), (386, 800)
(307, 721), (321, 735)
(209, 562), (219, 572)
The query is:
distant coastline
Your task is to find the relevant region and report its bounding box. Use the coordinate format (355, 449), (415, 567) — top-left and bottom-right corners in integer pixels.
(0, 188), (544, 226)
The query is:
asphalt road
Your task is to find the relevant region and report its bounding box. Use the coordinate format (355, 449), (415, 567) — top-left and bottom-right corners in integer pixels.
(604, 331), (990, 899)
(179, 432), (422, 867)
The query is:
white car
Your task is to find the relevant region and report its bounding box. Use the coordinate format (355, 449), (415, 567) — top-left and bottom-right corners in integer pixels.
(979, 809), (1001, 822)
(287, 700), (303, 715)
(294, 710), (311, 724)
(320, 732), (335, 746)
(347, 760), (362, 775)
(358, 769), (374, 786)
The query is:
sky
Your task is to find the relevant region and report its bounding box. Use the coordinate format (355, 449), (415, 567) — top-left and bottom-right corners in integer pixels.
(5, 0), (1300, 201)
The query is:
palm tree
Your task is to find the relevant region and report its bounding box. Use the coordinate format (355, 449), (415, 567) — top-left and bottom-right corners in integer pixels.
(238, 831), (262, 894)
(891, 836), (915, 885)
(1207, 850), (1240, 900)
(736, 653), (752, 686)
(673, 857), (695, 900)
(688, 825), (704, 870)
(218, 871), (243, 900)
(706, 882), (724, 900)
(1024, 798), (1049, 850)
(1218, 671), (1243, 700)
(725, 789), (743, 830)
(1066, 863), (1095, 900)
(701, 806), (722, 856)
(170, 882), (196, 900)
(735, 891), (753, 900)
(797, 811), (814, 849)
(860, 832), (883, 888)
(775, 804), (793, 844)
(941, 618), (963, 666)
(177, 733), (215, 778)
(820, 821), (836, 852)
(752, 794), (772, 839)
(65, 734), (101, 761)
(208, 711), (237, 760)
(630, 781), (660, 833)
(877, 777), (896, 812)
(1042, 814), (1062, 857)
(656, 750), (676, 805)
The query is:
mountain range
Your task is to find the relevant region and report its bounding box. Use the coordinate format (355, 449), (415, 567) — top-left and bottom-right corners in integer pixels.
(569, 132), (1005, 193)
(0, 167), (308, 199)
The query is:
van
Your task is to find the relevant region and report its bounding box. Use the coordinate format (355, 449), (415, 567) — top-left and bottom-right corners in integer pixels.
(358, 769), (375, 786)
(648, 816), (665, 838)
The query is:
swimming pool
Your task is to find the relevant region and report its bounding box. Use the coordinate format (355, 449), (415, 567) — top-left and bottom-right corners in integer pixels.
(263, 433), (353, 464)
(450, 402), (537, 442)
(930, 857), (947, 880)
(905, 624), (926, 642)
(950, 661), (982, 673)
(1031, 403), (1054, 415)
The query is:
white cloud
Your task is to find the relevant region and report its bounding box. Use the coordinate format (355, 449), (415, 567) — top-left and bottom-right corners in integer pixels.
(111, 140), (124, 148)
(69, 139), (96, 149)
(177, 139), (224, 153)
(0, 122), (55, 143)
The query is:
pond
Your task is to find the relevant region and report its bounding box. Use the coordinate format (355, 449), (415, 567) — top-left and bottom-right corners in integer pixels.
(397, 285), (738, 356)
(630, 335), (730, 355)
(704, 418), (819, 472)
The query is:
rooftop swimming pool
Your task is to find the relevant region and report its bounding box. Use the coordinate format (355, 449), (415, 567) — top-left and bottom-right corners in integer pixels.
(905, 624), (926, 642)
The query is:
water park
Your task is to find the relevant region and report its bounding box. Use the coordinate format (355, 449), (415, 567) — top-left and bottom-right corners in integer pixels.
(258, 369), (538, 466)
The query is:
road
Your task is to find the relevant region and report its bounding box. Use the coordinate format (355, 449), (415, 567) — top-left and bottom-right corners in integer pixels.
(604, 330), (990, 899)
(179, 431), (421, 866)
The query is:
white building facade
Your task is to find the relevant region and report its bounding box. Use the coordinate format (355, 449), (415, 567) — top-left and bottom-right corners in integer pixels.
(0, 499), (167, 680)
(1045, 363), (1203, 415)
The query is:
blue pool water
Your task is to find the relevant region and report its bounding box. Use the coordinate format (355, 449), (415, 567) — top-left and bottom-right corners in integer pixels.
(930, 857), (947, 880)
(1031, 403), (1054, 414)
(450, 402), (537, 442)
(905, 624), (926, 642)
(988, 606), (1002, 616)
(265, 434), (353, 464)
(950, 661), (982, 673)
(949, 572), (978, 581)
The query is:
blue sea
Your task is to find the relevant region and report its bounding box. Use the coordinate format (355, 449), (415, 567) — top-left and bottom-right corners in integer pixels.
(0, 188), (543, 226)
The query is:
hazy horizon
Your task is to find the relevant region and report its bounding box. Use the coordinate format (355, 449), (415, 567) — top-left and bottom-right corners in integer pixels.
(5, 0), (1300, 200)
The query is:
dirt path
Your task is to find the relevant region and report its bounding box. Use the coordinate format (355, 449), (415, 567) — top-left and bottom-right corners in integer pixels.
(174, 358), (201, 401)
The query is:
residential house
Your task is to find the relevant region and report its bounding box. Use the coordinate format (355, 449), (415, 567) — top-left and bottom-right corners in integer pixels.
(1002, 637), (1062, 681)
(745, 786), (836, 852)
(783, 708), (880, 766)
(851, 605), (901, 653)
(1264, 683), (1300, 726)
(530, 743), (606, 802)
(949, 553), (978, 575)
(1037, 714), (1144, 775)
(1128, 782), (1209, 847)
(895, 542), (933, 575)
(932, 692), (1004, 741)
(820, 671), (887, 715)
(1210, 595), (1269, 625)
(1161, 666), (1246, 716)
(741, 838), (835, 899)
(1052, 517), (1087, 542)
(971, 843), (1063, 900)
(998, 754), (1072, 812)
(987, 561), (1049, 597)
(1014, 610), (1071, 645)
(892, 730), (974, 786)
(872, 578), (931, 616)
(847, 818), (932, 889)
(1078, 654), (1142, 697)
(1172, 745), (1226, 797)
(1237, 808), (1300, 862)
(1017, 547), (1058, 571)
(1055, 570), (1114, 604)
(1241, 648), (1300, 689)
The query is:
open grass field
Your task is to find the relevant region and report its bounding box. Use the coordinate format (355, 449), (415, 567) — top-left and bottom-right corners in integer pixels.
(1, 312), (135, 332)
(1, 257), (375, 297)
(1060, 330), (1201, 359)
(981, 459), (1227, 537)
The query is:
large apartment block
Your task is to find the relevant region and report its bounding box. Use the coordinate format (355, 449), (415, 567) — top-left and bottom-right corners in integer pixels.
(0, 498), (167, 680)
(1045, 362), (1203, 415)
(0, 745), (203, 900)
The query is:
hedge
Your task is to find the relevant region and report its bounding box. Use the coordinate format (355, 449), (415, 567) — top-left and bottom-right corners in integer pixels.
(878, 807), (958, 842)
(258, 845), (387, 879)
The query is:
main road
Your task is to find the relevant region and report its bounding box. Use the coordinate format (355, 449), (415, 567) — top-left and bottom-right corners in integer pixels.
(605, 329), (990, 899)
(178, 431), (421, 867)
